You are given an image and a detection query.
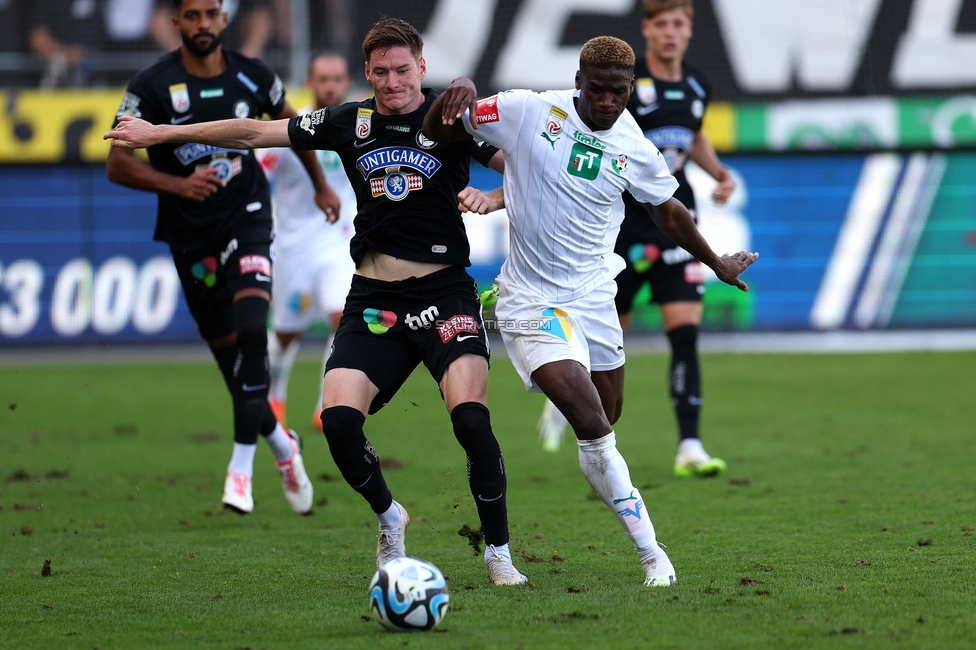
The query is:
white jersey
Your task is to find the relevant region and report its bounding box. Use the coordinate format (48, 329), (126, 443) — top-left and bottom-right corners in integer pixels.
(256, 107), (356, 253)
(464, 88), (678, 302)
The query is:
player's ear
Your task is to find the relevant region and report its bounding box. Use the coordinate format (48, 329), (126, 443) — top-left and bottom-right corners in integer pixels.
(364, 61), (371, 83)
(417, 56), (427, 82)
(574, 70), (581, 90)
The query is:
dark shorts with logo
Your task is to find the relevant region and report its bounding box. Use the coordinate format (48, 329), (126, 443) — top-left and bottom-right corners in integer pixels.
(326, 265), (490, 414)
(170, 225), (274, 340)
(614, 226), (704, 314)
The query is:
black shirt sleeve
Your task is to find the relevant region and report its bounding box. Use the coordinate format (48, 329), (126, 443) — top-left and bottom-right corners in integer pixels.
(115, 72), (163, 126)
(286, 106), (342, 151)
(468, 139), (499, 167)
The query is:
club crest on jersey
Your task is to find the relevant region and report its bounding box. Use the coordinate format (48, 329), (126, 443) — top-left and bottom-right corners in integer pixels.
(370, 168), (423, 201)
(197, 154), (243, 183)
(611, 154), (629, 175)
(636, 78), (656, 105)
(169, 83), (190, 113)
(416, 131), (437, 149)
(541, 105), (567, 148)
(234, 100), (250, 118)
(691, 99), (704, 119)
(356, 107), (373, 139)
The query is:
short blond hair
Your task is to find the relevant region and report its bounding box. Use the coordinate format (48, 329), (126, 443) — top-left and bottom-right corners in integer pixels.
(579, 36), (635, 72)
(643, 0), (694, 21)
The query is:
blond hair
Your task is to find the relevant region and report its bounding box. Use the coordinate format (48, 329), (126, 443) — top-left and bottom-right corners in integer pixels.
(579, 36), (636, 72)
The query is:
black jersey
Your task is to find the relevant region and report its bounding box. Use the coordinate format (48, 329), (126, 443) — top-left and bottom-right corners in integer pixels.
(115, 49), (286, 251)
(286, 89), (497, 268)
(618, 60), (711, 244)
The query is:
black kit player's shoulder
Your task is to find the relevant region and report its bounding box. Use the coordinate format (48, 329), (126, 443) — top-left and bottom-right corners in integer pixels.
(225, 49), (286, 116)
(682, 62), (712, 100)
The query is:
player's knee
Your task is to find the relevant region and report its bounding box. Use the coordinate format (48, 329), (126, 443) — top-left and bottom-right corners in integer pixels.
(233, 296), (270, 348)
(667, 324), (698, 358)
(320, 405), (371, 476)
(450, 402), (501, 463)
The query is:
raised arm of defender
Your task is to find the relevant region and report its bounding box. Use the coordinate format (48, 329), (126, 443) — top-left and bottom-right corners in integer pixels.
(422, 77), (480, 142)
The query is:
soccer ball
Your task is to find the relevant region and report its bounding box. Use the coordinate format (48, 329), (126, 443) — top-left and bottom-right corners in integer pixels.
(368, 557), (449, 632)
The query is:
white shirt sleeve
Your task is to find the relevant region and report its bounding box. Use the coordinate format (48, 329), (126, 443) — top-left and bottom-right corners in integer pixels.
(626, 144), (680, 206)
(461, 89), (530, 152)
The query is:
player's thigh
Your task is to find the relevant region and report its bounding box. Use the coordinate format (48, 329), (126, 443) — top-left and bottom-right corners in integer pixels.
(494, 279), (590, 394)
(325, 312), (422, 416)
(170, 246), (235, 341)
(660, 300), (702, 330)
(414, 268), (490, 400)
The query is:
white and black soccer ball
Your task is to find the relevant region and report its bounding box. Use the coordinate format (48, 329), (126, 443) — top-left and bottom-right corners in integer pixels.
(368, 557), (449, 632)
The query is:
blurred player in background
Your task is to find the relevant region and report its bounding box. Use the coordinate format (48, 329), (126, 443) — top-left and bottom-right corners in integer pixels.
(105, 0), (339, 515)
(106, 17), (528, 587)
(424, 36), (756, 585)
(537, 0), (737, 480)
(257, 51), (356, 432)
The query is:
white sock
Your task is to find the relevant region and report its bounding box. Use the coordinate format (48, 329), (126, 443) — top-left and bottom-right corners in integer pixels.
(485, 542), (511, 560)
(677, 438), (708, 460)
(268, 333), (300, 403)
(577, 432), (656, 551)
(377, 500), (404, 527)
(228, 443), (257, 476)
(264, 422), (294, 462)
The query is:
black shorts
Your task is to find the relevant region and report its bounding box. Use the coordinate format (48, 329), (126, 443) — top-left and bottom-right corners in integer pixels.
(171, 228), (274, 340)
(326, 266), (490, 415)
(614, 227), (704, 315)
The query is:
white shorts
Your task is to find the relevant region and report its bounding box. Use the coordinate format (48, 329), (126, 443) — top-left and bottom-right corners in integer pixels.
(493, 277), (625, 392)
(271, 243), (355, 333)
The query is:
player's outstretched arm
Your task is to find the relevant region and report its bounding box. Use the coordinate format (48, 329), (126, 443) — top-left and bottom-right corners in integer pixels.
(104, 115), (292, 150)
(644, 197), (758, 291)
(422, 77), (479, 142)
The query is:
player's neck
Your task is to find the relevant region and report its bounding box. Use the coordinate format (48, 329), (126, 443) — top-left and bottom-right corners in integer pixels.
(180, 47), (227, 78)
(645, 53), (682, 83)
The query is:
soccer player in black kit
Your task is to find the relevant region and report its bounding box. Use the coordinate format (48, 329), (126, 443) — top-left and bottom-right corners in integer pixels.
(106, 0), (340, 515)
(106, 17), (528, 586)
(537, 0), (737, 479)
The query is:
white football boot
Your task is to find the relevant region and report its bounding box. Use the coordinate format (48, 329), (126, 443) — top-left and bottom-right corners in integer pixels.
(222, 471), (253, 514)
(276, 429), (313, 514)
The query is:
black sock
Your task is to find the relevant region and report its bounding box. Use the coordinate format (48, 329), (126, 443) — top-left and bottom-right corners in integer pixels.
(230, 297), (271, 445)
(451, 402), (509, 547)
(667, 324), (701, 441)
(320, 406), (392, 513)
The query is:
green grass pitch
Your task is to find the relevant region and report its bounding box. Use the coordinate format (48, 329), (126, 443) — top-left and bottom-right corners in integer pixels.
(2, 350), (974, 648)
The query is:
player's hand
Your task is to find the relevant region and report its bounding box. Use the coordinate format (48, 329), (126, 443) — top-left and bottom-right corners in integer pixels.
(438, 77), (478, 129)
(457, 186), (494, 214)
(104, 116), (161, 149)
(316, 183), (341, 223)
(177, 167), (225, 201)
(712, 250), (759, 291)
(711, 172), (736, 205)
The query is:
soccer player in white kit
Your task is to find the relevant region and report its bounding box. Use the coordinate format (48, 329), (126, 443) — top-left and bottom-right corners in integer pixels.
(423, 36), (757, 585)
(256, 51), (357, 431)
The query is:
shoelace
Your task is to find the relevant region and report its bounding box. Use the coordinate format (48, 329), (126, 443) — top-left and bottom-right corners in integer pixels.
(486, 545), (519, 577)
(232, 473), (250, 496)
